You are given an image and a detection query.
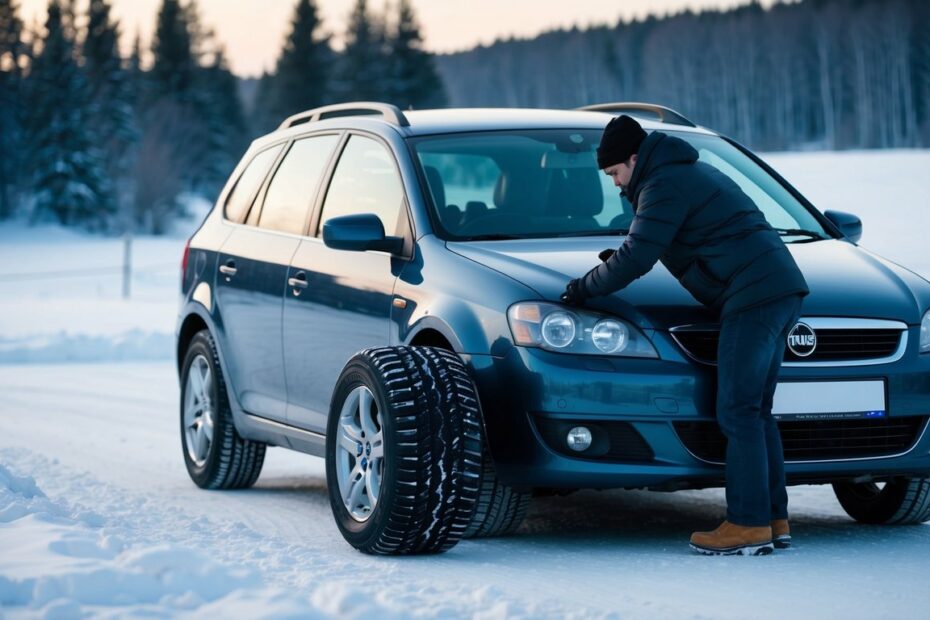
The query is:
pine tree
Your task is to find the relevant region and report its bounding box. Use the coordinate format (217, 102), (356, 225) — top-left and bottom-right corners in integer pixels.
(339, 0), (386, 101)
(256, 0), (333, 130)
(138, 0), (210, 232)
(253, 70), (275, 131)
(199, 47), (248, 188)
(0, 0), (24, 219)
(126, 31), (148, 106)
(150, 0), (196, 101)
(83, 0), (138, 229)
(24, 0), (112, 228)
(387, 0), (446, 109)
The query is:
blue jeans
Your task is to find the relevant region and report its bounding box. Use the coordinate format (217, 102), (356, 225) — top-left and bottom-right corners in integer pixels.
(716, 293), (804, 527)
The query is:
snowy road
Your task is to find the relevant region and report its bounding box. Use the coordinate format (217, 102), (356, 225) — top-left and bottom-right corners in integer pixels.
(2, 361), (929, 619)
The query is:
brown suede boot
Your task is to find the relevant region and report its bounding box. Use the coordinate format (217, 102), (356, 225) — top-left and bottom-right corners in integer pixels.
(690, 521), (774, 555)
(772, 519), (791, 549)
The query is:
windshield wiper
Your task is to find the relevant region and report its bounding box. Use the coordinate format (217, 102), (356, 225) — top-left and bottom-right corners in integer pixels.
(773, 228), (826, 241)
(460, 233), (529, 241)
(550, 229), (630, 238)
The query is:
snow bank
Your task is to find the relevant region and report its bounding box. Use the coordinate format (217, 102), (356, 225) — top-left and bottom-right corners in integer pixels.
(0, 461), (326, 617)
(0, 222), (182, 365)
(0, 330), (173, 364)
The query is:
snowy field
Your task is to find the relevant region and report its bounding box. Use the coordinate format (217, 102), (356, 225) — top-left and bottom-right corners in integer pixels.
(1, 150), (930, 618)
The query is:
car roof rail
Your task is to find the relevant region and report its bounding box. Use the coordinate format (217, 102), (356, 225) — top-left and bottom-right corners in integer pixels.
(577, 102), (697, 128)
(278, 101), (411, 130)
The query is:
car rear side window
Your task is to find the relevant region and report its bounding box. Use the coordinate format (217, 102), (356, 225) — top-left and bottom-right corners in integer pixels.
(224, 145), (283, 224)
(317, 135), (404, 237)
(258, 134), (339, 235)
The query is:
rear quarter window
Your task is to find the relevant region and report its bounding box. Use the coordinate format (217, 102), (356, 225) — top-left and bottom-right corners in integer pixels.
(223, 145), (283, 224)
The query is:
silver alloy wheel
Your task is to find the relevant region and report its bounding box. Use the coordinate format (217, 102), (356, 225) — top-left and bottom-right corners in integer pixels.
(335, 385), (384, 522)
(183, 354), (215, 467)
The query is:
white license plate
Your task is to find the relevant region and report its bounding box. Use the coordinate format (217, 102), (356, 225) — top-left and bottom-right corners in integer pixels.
(772, 380), (886, 420)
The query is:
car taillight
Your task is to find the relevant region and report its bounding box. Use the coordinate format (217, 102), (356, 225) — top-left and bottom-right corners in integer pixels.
(181, 238), (191, 278)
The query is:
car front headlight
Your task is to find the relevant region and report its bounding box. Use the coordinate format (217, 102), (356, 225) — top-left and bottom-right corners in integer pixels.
(507, 301), (658, 358)
(921, 309), (930, 354)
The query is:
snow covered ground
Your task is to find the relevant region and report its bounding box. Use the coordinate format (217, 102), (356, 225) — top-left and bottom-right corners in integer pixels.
(1, 150), (929, 618)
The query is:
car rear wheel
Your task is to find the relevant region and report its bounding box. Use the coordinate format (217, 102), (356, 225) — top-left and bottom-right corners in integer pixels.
(326, 346), (482, 554)
(832, 477), (930, 524)
(180, 330), (266, 489)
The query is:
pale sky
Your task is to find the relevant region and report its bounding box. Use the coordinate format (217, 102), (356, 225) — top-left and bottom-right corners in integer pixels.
(19, 0), (777, 77)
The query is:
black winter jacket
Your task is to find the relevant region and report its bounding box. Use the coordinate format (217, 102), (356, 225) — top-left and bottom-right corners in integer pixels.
(578, 131), (810, 318)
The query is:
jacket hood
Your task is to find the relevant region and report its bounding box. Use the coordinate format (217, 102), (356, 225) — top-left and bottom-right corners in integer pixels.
(446, 237), (930, 330)
(627, 132), (699, 205)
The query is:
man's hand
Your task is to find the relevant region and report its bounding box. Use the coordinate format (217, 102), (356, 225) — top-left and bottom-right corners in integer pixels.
(561, 278), (585, 306)
(598, 248), (616, 262)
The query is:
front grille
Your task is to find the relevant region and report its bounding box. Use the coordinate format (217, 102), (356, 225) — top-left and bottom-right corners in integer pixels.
(795, 329), (901, 361)
(534, 416), (654, 462)
(671, 328), (903, 364)
(674, 416), (927, 462)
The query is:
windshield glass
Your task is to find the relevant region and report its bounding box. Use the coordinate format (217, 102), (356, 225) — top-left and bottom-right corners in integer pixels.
(411, 129), (829, 241)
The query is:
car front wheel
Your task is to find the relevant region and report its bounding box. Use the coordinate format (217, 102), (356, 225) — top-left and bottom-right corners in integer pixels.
(833, 476), (930, 524)
(464, 444), (531, 538)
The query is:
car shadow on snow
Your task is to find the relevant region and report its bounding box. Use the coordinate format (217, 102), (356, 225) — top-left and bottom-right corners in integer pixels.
(246, 474), (331, 509)
(235, 473), (929, 558)
(457, 486), (930, 557)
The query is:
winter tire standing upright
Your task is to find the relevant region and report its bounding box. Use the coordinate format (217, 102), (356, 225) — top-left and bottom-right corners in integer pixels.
(325, 346), (483, 555)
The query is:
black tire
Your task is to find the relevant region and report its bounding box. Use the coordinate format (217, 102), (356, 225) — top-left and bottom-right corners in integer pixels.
(325, 346), (482, 555)
(180, 330), (266, 489)
(464, 444), (531, 538)
(833, 477), (930, 525)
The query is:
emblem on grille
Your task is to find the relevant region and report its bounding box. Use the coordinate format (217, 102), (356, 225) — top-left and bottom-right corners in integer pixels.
(787, 322), (816, 357)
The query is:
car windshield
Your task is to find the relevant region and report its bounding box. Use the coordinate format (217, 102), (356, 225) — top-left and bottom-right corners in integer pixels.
(411, 129), (829, 241)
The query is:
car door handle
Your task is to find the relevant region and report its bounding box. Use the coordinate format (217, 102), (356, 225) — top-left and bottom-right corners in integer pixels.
(219, 260), (237, 276)
(288, 272), (308, 289)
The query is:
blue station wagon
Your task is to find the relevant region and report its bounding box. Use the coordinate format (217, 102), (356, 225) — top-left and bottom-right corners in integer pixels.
(176, 102), (930, 554)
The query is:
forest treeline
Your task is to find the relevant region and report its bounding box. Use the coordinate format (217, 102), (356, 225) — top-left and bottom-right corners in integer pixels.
(0, 0), (927, 233)
(437, 0), (930, 151)
(0, 0), (443, 232)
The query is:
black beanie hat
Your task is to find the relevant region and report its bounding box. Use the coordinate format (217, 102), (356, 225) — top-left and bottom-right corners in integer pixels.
(596, 115), (647, 169)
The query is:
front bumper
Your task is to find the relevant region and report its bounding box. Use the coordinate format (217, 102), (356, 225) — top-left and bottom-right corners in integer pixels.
(464, 327), (930, 490)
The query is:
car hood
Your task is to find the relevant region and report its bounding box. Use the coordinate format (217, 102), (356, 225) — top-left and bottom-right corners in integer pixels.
(446, 237), (930, 330)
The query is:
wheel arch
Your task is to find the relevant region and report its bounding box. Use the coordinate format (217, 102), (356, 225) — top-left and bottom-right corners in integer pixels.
(404, 316), (464, 353)
(177, 312), (210, 375)
(408, 326), (455, 351)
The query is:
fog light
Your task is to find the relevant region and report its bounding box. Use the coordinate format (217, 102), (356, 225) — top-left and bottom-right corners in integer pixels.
(566, 426), (592, 451)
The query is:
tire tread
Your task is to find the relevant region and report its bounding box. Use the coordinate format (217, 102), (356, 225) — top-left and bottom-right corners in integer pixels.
(833, 476), (930, 525)
(183, 330), (266, 490)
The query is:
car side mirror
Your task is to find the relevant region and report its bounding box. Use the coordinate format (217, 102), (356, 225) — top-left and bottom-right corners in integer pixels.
(322, 213), (404, 254)
(823, 210), (862, 243)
